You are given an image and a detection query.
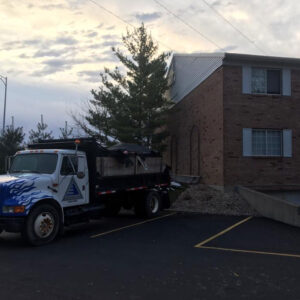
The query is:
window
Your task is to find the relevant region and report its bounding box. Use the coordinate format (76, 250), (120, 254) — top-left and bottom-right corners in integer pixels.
(243, 128), (292, 157)
(252, 129), (282, 156)
(60, 156), (78, 175)
(10, 154), (58, 174)
(251, 68), (281, 94)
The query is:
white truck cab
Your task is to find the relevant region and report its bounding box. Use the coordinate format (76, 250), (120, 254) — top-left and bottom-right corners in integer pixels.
(9, 149), (89, 209)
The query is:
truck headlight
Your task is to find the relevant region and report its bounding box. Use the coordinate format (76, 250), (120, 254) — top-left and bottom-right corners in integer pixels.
(3, 206), (25, 214)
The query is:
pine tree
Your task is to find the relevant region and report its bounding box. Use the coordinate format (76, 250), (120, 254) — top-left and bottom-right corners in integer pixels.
(73, 24), (172, 151)
(0, 125), (25, 173)
(29, 115), (53, 143)
(59, 121), (73, 139)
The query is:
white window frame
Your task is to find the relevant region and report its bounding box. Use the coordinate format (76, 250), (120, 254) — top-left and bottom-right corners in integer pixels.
(252, 129), (283, 157)
(251, 67), (282, 95)
(243, 128), (292, 158)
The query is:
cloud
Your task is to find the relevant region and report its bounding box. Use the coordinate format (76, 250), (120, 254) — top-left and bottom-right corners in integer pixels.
(105, 25), (115, 30)
(176, 4), (205, 16)
(135, 12), (162, 22)
(88, 39), (121, 49)
(43, 58), (69, 68)
(32, 58), (90, 76)
(101, 41), (120, 47)
(78, 70), (101, 82)
(92, 33), (121, 48)
(93, 55), (118, 63)
(221, 45), (238, 52)
(102, 34), (119, 40)
(19, 53), (31, 59)
(39, 4), (66, 10)
(44, 58), (89, 67)
(23, 39), (42, 46)
(208, 0), (234, 8)
(2, 39), (42, 50)
(211, 0), (222, 7)
(270, 19), (297, 41)
(54, 36), (78, 45)
(86, 31), (98, 38)
(33, 49), (67, 58)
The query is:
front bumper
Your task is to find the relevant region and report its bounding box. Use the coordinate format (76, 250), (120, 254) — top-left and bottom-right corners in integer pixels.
(0, 217), (25, 233)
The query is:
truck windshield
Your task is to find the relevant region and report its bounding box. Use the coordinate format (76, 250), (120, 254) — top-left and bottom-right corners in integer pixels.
(10, 154), (58, 174)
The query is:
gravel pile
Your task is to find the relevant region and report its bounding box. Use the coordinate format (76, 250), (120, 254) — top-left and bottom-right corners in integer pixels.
(170, 184), (259, 216)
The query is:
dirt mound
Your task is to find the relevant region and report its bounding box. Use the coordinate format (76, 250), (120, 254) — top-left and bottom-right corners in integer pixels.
(171, 184), (258, 216)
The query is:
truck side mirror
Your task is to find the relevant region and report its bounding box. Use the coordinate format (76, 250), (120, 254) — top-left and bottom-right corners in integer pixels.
(5, 156), (13, 173)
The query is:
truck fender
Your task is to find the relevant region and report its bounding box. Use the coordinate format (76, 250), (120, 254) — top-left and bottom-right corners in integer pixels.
(29, 198), (64, 224)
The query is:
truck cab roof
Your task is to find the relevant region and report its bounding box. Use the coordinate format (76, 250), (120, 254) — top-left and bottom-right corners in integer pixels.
(17, 149), (85, 155)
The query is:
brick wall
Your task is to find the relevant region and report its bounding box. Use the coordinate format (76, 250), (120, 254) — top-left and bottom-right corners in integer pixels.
(166, 67), (224, 186)
(223, 65), (300, 188)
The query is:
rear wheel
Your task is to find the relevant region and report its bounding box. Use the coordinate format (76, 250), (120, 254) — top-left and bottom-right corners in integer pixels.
(145, 191), (161, 217)
(134, 191), (161, 218)
(22, 204), (60, 246)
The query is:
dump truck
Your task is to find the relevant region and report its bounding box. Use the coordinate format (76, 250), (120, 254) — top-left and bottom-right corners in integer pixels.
(0, 138), (170, 245)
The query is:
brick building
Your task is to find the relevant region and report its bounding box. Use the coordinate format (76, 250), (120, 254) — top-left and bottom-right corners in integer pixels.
(165, 53), (300, 190)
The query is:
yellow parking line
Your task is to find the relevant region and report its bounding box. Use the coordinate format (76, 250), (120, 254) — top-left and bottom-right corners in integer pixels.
(90, 212), (177, 239)
(199, 246), (300, 259)
(194, 216), (253, 248)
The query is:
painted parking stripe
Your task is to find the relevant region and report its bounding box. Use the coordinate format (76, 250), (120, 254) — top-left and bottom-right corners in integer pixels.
(199, 246), (300, 259)
(194, 216), (253, 248)
(90, 212), (177, 239)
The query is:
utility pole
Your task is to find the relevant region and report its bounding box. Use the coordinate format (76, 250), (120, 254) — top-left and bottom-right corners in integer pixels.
(11, 116), (14, 130)
(0, 75), (7, 134)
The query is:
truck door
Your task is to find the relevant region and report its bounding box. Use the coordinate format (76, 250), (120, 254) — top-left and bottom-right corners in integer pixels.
(58, 155), (88, 207)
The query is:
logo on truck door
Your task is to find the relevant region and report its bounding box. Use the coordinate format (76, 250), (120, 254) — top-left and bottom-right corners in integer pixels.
(63, 178), (83, 201)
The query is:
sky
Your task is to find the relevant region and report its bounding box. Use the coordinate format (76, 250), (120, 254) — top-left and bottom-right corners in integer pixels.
(0, 0), (299, 140)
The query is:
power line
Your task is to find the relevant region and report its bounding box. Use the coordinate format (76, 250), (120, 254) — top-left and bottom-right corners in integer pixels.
(200, 0), (267, 54)
(88, 0), (134, 29)
(153, 0), (224, 51)
(87, 0), (174, 51)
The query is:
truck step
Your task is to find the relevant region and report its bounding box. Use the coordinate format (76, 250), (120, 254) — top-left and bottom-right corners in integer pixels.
(65, 204), (106, 217)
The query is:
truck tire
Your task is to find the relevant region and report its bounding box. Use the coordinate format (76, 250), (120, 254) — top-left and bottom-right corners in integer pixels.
(135, 191), (161, 218)
(22, 204), (60, 246)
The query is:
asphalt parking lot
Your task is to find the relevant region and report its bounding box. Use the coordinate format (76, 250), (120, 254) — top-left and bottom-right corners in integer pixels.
(1, 212), (300, 300)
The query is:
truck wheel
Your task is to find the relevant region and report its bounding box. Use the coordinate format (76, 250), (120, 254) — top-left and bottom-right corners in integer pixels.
(135, 191), (161, 218)
(144, 191), (161, 218)
(22, 204), (60, 246)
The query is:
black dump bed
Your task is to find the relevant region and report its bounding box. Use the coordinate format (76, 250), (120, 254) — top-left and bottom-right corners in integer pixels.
(28, 138), (170, 202)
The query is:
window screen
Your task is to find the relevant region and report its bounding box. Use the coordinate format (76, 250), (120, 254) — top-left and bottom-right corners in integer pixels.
(251, 68), (281, 94)
(252, 130), (266, 156)
(252, 68), (266, 94)
(252, 129), (282, 156)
